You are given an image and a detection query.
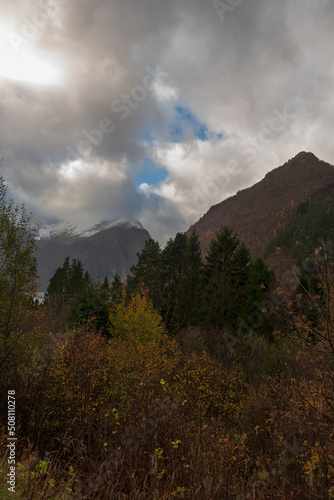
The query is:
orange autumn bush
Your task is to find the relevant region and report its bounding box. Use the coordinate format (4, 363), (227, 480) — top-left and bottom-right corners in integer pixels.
(12, 293), (248, 498)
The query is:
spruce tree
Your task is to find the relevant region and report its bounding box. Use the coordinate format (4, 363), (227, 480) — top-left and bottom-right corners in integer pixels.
(101, 275), (110, 291)
(69, 259), (86, 298)
(203, 226), (251, 329)
(175, 230), (203, 329)
(46, 257), (88, 307)
(160, 233), (188, 332)
(110, 273), (123, 302)
(126, 239), (162, 308)
(46, 256), (71, 306)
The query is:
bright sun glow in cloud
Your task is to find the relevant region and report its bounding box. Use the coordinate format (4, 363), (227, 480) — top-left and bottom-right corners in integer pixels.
(0, 30), (62, 86)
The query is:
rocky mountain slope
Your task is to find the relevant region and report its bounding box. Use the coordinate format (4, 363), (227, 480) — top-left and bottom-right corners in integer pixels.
(34, 218), (150, 292)
(187, 152), (334, 266)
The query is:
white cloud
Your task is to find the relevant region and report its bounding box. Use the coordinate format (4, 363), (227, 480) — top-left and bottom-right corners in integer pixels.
(0, 0), (334, 243)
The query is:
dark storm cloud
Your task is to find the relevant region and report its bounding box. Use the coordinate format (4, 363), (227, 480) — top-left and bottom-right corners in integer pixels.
(0, 0), (333, 242)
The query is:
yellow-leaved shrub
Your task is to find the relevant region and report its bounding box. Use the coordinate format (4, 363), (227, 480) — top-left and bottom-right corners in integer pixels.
(109, 288), (165, 342)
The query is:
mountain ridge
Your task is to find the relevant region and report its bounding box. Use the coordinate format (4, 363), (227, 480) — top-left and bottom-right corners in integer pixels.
(187, 152), (334, 265)
(34, 218), (150, 292)
(30, 217), (144, 241)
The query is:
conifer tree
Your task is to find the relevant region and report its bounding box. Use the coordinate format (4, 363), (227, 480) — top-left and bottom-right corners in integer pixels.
(69, 258), (86, 298)
(126, 239), (162, 308)
(203, 226), (251, 328)
(46, 257), (88, 307)
(46, 256), (70, 304)
(174, 230), (203, 329)
(160, 232), (188, 332)
(101, 275), (110, 291)
(110, 273), (123, 302)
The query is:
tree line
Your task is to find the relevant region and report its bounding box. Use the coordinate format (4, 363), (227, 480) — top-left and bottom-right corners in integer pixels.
(43, 226), (275, 342)
(127, 227), (275, 336)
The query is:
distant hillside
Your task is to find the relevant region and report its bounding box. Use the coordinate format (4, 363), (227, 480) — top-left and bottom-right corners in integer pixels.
(266, 199), (334, 263)
(35, 219), (151, 292)
(187, 152), (334, 267)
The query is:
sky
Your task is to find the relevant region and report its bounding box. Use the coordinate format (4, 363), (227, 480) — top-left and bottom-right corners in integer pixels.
(0, 0), (333, 244)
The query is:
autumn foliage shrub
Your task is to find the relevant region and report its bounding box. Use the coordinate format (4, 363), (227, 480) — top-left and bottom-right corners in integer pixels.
(109, 288), (165, 342)
(264, 345), (334, 498)
(5, 294), (250, 498)
(2, 282), (334, 498)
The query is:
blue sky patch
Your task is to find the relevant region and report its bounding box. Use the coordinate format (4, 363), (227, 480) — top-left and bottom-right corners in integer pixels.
(142, 127), (157, 142)
(169, 106), (223, 142)
(134, 158), (169, 188)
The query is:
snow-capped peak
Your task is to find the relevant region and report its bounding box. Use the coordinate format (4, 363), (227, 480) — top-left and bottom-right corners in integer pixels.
(30, 217), (144, 240)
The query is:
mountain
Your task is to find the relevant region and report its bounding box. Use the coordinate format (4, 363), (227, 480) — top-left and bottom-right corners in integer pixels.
(31, 217), (144, 240)
(187, 152), (334, 267)
(33, 218), (151, 292)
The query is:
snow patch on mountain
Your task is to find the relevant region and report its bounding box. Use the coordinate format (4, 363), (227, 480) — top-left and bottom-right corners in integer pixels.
(30, 217), (144, 240)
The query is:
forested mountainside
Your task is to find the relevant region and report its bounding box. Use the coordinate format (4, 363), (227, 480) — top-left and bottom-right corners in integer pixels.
(188, 152), (334, 265)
